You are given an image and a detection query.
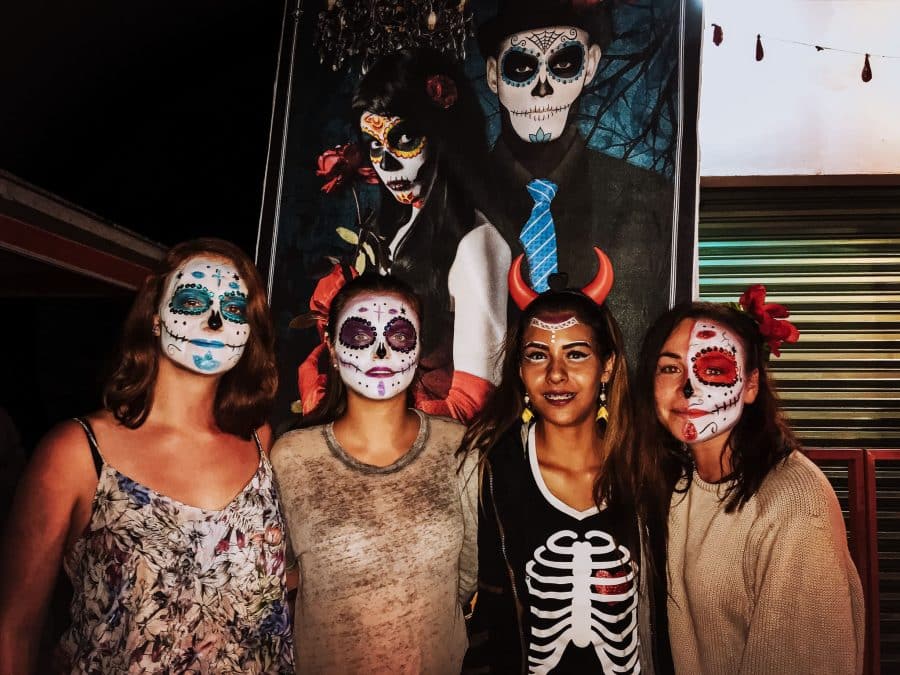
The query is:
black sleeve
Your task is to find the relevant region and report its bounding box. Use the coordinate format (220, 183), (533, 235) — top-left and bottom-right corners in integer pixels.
(463, 465), (521, 674)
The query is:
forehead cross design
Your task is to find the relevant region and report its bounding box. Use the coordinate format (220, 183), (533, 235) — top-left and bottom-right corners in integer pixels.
(211, 268), (224, 287)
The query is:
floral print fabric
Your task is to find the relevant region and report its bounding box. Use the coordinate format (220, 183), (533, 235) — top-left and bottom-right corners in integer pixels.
(58, 431), (293, 674)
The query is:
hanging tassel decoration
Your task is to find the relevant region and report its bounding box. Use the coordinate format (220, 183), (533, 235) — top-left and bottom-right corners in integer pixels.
(712, 23), (723, 46)
(862, 53), (873, 82)
(755, 34), (764, 61)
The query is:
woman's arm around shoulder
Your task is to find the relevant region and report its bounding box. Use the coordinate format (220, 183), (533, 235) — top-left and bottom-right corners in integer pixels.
(740, 451), (865, 675)
(0, 418), (100, 675)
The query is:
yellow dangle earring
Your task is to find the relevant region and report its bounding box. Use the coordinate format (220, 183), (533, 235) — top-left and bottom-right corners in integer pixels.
(521, 394), (534, 424)
(596, 382), (609, 423)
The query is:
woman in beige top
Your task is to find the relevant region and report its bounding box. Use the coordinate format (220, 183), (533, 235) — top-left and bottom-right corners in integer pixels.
(633, 286), (864, 674)
(271, 273), (477, 674)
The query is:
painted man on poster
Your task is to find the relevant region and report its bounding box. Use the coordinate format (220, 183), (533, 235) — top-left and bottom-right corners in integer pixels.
(478, 0), (675, 361)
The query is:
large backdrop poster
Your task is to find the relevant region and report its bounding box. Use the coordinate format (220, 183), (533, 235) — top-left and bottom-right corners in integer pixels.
(259, 0), (701, 427)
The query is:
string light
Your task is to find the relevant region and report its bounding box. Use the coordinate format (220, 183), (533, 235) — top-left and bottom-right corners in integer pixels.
(708, 23), (900, 84)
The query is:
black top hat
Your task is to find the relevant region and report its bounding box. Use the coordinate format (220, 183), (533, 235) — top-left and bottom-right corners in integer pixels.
(477, 0), (614, 59)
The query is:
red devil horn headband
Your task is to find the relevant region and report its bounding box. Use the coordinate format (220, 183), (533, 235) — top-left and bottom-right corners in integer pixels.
(508, 246), (614, 310)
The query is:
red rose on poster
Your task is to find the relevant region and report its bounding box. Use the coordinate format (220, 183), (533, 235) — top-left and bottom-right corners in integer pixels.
(316, 143), (378, 193)
(425, 74), (458, 109)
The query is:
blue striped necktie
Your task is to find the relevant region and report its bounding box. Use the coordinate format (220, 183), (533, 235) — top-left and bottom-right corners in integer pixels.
(519, 179), (559, 293)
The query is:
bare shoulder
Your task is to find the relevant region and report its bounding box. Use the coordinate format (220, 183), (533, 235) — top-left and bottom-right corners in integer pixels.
(31, 417), (98, 479)
(15, 416), (100, 525)
(256, 423), (274, 455)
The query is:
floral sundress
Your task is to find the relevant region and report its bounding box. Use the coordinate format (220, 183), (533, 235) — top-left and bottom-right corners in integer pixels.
(57, 418), (294, 674)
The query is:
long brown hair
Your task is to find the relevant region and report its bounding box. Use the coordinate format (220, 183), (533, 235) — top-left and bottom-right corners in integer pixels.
(633, 302), (798, 561)
(298, 273), (423, 428)
(459, 291), (638, 550)
(103, 238), (277, 438)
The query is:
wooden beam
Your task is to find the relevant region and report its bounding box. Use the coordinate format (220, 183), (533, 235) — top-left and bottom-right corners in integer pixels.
(0, 214), (152, 290)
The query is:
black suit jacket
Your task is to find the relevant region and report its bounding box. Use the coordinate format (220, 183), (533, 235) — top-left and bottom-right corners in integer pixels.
(486, 128), (675, 365)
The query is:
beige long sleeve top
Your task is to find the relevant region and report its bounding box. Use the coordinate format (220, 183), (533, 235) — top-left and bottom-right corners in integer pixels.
(271, 412), (477, 674)
(667, 451), (865, 675)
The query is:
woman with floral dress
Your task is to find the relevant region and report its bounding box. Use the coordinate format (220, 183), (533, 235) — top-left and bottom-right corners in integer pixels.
(0, 238), (293, 673)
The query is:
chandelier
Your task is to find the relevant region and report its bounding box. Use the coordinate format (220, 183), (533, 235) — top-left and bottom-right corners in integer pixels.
(315, 0), (475, 72)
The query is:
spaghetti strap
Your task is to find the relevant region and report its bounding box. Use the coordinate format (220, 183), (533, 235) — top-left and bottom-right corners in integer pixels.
(251, 429), (264, 459)
(72, 417), (103, 478)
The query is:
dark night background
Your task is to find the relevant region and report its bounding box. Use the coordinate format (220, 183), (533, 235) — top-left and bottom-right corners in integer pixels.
(0, 1), (286, 452)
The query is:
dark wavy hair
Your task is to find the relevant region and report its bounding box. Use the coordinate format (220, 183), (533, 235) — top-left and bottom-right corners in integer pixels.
(299, 273), (422, 428)
(459, 291), (638, 553)
(103, 238), (277, 439)
(352, 47), (492, 357)
(633, 302), (798, 549)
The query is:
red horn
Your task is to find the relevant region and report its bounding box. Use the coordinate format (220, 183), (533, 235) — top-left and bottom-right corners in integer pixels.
(508, 253), (539, 310)
(581, 247), (614, 305)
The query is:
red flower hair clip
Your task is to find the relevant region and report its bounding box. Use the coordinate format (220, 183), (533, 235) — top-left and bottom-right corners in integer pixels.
(737, 284), (800, 357)
(425, 74), (457, 109)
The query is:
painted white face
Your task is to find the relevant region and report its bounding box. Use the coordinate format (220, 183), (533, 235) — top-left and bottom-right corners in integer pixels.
(158, 256), (250, 375)
(334, 292), (420, 400)
(682, 319), (747, 443)
(492, 26), (594, 143)
(360, 112), (429, 207)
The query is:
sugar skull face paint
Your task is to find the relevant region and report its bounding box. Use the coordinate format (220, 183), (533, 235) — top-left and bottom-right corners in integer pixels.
(158, 256), (250, 375)
(655, 318), (751, 447)
(489, 27), (597, 143)
(334, 292), (420, 400)
(360, 112), (429, 206)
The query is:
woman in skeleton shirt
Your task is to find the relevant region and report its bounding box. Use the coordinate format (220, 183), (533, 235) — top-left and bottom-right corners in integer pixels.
(462, 251), (663, 674)
(271, 274), (478, 674)
(351, 47), (511, 424)
(634, 289), (865, 674)
(0, 238), (293, 673)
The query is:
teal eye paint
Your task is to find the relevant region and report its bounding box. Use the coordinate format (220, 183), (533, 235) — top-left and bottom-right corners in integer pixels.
(220, 291), (248, 324)
(169, 285), (214, 316)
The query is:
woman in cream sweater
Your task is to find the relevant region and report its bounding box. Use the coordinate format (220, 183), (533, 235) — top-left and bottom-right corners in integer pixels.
(633, 286), (864, 675)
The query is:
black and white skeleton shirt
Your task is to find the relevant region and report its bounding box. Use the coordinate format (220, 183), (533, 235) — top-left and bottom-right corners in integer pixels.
(519, 425), (641, 674)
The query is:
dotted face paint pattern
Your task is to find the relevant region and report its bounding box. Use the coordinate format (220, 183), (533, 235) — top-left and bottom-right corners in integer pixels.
(158, 257), (251, 376)
(334, 294), (421, 401)
(681, 320), (748, 444)
(360, 112), (430, 207)
(495, 27), (592, 144)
